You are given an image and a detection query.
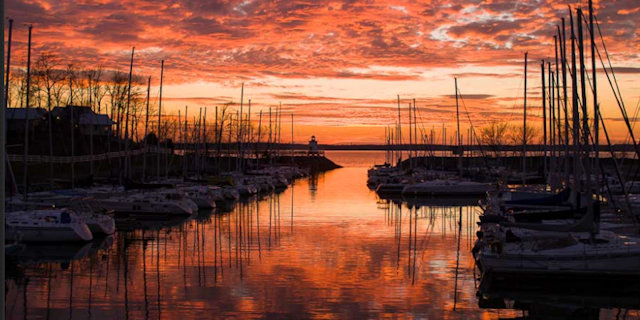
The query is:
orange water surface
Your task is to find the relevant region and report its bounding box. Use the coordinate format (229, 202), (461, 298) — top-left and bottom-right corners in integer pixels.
(5, 152), (635, 319)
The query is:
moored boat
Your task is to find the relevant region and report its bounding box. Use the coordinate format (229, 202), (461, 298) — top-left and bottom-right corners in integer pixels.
(5, 208), (93, 242)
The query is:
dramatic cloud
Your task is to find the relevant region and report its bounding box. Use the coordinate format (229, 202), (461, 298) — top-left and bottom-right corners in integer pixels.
(5, 0), (640, 143)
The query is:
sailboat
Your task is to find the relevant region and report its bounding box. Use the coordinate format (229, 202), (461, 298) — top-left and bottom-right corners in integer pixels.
(5, 208), (94, 242)
(178, 185), (218, 209)
(476, 227), (640, 273)
(402, 179), (492, 196)
(88, 190), (195, 216)
(402, 78), (492, 197)
(474, 2), (640, 280)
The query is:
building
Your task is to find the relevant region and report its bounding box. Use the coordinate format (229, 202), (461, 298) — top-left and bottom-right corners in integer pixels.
(308, 135), (320, 156)
(79, 113), (115, 136)
(50, 105), (115, 136)
(5, 107), (47, 142)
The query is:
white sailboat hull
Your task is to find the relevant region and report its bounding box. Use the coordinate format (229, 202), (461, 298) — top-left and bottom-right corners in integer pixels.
(89, 199), (193, 216)
(403, 181), (491, 196)
(479, 250), (640, 272)
(188, 196), (217, 209)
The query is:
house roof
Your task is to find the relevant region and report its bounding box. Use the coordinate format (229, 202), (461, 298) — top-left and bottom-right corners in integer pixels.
(79, 113), (116, 126)
(51, 105), (92, 117)
(6, 108), (46, 120)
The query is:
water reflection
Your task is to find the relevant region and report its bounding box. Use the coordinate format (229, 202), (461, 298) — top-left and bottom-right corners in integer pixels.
(5, 167), (639, 319)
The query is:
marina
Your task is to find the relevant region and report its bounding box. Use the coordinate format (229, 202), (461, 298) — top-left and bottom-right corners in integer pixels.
(2, 152), (639, 319)
(3, 0), (640, 319)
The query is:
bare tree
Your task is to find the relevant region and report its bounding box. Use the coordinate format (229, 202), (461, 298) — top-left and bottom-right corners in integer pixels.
(107, 71), (128, 140)
(479, 121), (510, 158)
(33, 53), (63, 111)
(508, 125), (539, 146)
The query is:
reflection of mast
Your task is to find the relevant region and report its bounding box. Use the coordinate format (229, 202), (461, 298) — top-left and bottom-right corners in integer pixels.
(238, 205), (245, 278)
(408, 205), (412, 275)
(88, 255), (93, 319)
(277, 194), (281, 243)
(256, 197), (262, 258)
(455, 78), (462, 177)
(24, 277), (29, 320)
(123, 239), (129, 320)
(195, 220), (202, 286)
(396, 204), (402, 271)
(413, 208), (417, 285)
(227, 212), (232, 268)
(522, 53), (528, 186)
(268, 196), (272, 249)
(453, 206), (462, 311)
(181, 225), (187, 291)
(214, 214), (218, 282)
(23, 25), (33, 199)
(142, 231), (149, 320)
(156, 229), (162, 319)
(46, 264), (52, 320)
(69, 261), (75, 320)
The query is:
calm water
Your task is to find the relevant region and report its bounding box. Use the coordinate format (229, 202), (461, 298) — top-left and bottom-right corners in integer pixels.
(5, 152), (638, 319)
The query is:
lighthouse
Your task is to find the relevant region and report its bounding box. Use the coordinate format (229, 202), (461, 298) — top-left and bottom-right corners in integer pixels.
(308, 136), (319, 156)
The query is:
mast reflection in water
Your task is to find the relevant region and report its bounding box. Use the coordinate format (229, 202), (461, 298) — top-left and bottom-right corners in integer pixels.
(5, 155), (640, 319)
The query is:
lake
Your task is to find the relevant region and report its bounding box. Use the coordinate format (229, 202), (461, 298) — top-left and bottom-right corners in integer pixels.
(5, 151), (636, 319)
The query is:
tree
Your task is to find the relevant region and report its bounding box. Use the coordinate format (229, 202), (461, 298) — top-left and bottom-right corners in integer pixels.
(479, 121), (510, 158)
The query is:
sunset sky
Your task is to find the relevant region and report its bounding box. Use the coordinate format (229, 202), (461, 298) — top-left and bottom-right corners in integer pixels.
(6, 0), (640, 144)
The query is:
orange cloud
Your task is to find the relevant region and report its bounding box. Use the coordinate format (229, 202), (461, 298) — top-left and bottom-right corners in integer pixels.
(5, 0), (640, 143)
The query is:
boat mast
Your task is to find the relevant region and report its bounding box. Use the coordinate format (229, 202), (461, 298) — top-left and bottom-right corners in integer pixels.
(3, 18), (10, 110)
(178, 108), (181, 175)
(70, 75), (74, 189)
(238, 83), (244, 171)
(589, 0), (599, 201)
(541, 60), (547, 183)
(384, 126), (388, 164)
(2, 9), (7, 276)
(256, 109), (262, 164)
(397, 95), (401, 164)
(561, 20), (570, 187)
(124, 47), (135, 180)
(23, 25), (33, 199)
(413, 98), (418, 168)
(578, 8), (594, 223)
(408, 101), (412, 170)
(548, 62), (555, 189)
(183, 106), (188, 179)
(268, 107), (272, 164)
(89, 74), (94, 177)
(278, 102), (283, 162)
(570, 9), (581, 203)
(522, 52), (528, 186)
(157, 60), (164, 181)
(214, 105), (219, 169)
(246, 99), (251, 168)
(554, 35), (562, 188)
(578, 7), (589, 178)
(455, 78), (462, 177)
(203, 106), (207, 175)
(143, 76), (150, 181)
(291, 113), (294, 161)
(195, 107), (201, 176)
